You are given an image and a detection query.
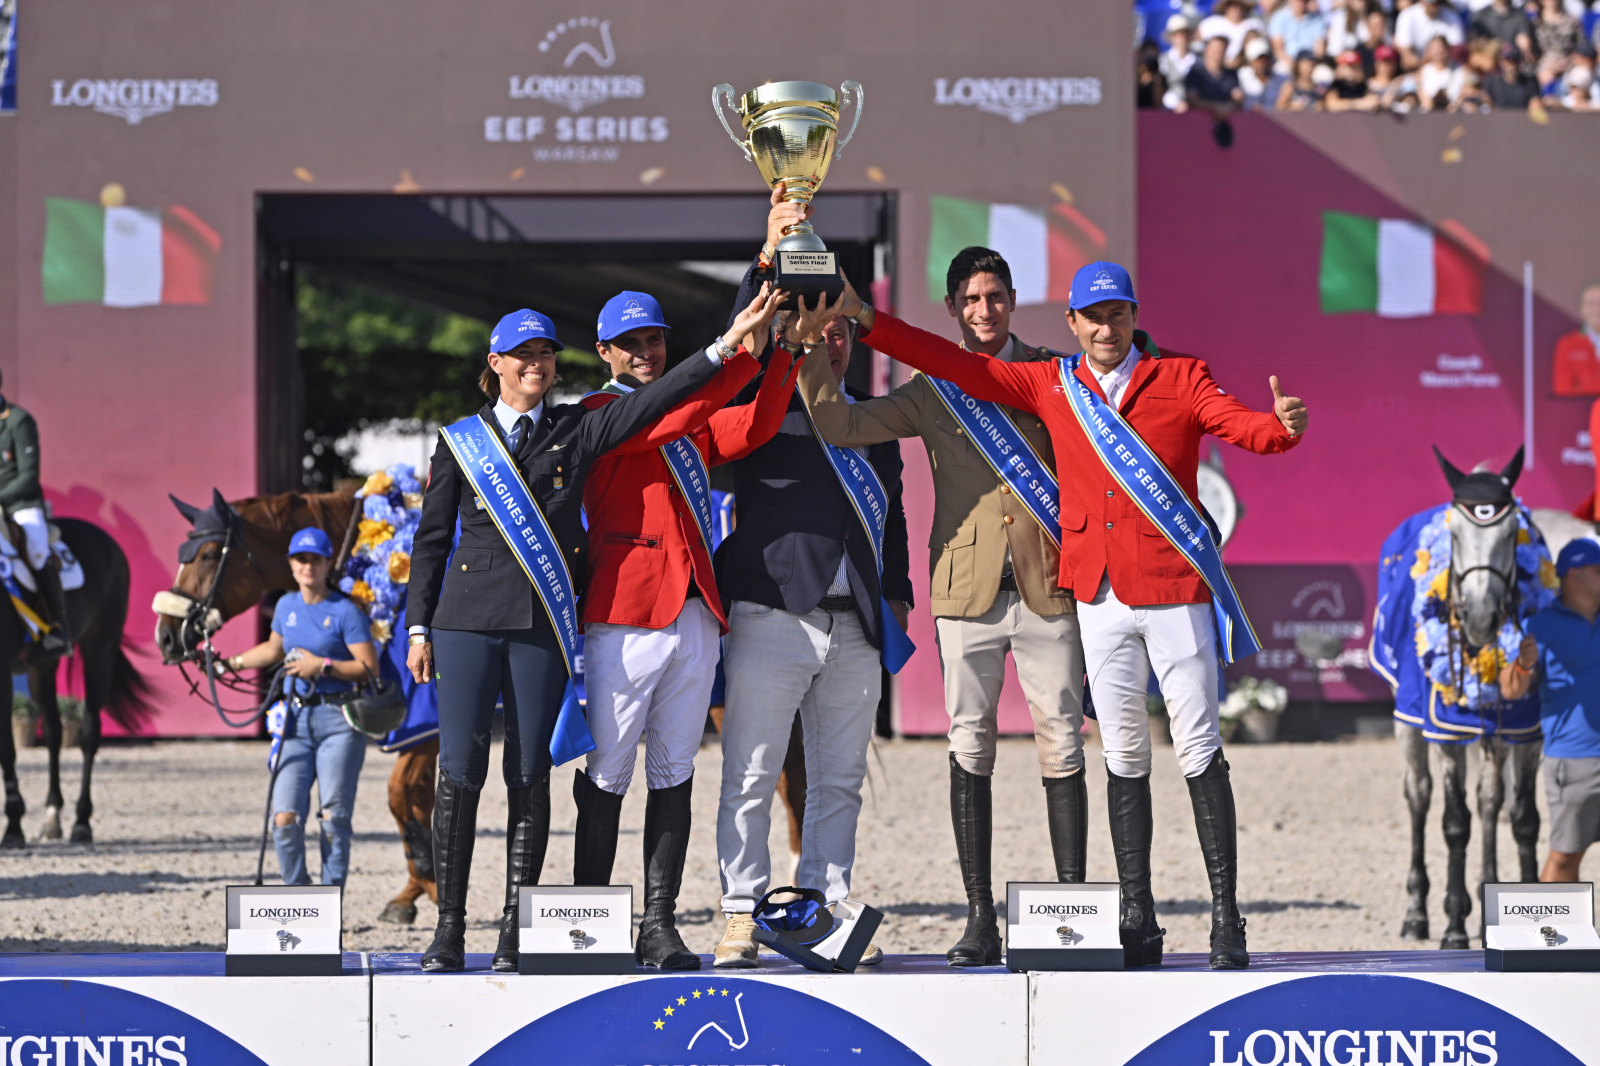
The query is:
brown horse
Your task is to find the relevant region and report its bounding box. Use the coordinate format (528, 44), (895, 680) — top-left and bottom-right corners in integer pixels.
(1, 518), (154, 847)
(153, 487), (439, 921)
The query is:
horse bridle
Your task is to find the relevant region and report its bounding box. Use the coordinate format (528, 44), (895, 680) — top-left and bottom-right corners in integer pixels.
(1444, 501), (1523, 723)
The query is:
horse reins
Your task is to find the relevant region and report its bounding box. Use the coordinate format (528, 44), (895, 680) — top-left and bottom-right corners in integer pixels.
(171, 512), (279, 729)
(1444, 503), (1525, 735)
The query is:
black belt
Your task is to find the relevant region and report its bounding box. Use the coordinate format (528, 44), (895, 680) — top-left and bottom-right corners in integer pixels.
(997, 572), (1017, 592)
(818, 595), (854, 612)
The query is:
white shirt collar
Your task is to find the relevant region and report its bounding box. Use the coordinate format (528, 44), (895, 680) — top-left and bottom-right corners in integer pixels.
(962, 336), (1015, 362)
(602, 378), (635, 394)
(1089, 348), (1141, 409)
(493, 397), (544, 437)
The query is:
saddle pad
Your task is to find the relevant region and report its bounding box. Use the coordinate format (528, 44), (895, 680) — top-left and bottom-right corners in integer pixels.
(0, 523), (86, 592)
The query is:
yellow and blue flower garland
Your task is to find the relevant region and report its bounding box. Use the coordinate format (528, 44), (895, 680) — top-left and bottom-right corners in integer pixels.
(1410, 504), (1556, 708)
(338, 464), (423, 645)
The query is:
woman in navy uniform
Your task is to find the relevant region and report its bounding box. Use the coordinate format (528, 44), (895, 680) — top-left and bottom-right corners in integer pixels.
(406, 293), (781, 973)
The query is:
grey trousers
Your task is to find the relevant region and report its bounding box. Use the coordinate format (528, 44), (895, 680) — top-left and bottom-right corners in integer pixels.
(935, 590), (1086, 778)
(717, 600), (880, 913)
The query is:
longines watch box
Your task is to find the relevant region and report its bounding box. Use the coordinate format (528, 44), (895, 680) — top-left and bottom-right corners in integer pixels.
(1483, 882), (1600, 972)
(225, 885), (343, 976)
(519, 885), (634, 975)
(1005, 882), (1123, 972)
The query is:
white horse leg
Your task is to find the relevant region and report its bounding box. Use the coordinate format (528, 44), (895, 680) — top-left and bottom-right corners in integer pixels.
(1509, 741), (1543, 882)
(1476, 736), (1506, 889)
(1439, 744), (1472, 949)
(1398, 722), (1432, 940)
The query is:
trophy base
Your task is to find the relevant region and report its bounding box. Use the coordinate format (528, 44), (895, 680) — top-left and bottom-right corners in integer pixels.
(775, 249), (844, 312)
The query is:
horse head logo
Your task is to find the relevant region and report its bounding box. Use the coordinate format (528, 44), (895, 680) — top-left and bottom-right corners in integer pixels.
(538, 16), (617, 69)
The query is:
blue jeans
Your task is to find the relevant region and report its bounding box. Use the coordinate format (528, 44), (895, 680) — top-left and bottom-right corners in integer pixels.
(271, 701), (367, 886)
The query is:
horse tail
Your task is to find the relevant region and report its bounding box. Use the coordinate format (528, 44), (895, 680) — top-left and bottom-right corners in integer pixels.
(105, 636), (156, 733)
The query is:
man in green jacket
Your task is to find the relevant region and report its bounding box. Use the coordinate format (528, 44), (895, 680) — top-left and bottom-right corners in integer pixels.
(0, 373), (69, 654)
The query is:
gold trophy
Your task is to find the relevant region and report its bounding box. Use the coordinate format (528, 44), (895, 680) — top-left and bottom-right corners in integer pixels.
(712, 80), (863, 307)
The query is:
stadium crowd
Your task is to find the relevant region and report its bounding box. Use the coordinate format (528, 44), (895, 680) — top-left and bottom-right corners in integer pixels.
(1137, 0), (1600, 116)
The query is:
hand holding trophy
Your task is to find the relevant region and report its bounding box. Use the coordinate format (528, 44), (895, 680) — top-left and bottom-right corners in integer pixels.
(712, 80), (863, 309)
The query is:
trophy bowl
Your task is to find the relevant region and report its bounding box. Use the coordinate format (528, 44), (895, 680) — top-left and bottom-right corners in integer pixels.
(713, 79), (863, 308)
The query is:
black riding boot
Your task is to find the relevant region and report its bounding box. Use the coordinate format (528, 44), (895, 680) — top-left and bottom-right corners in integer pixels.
(422, 772), (480, 973)
(1188, 750), (1249, 970)
(1107, 767), (1164, 967)
(1043, 772), (1088, 883)
(571, 769), (624, 886)
(493, 773), (551, 973)
(36, 563), (71, 656)
(636, 777), (700, 970)
(947, 754), (1002, 967)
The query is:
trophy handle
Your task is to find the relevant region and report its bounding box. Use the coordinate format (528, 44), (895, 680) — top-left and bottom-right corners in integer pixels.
(835, 80), (864, 159)
(711, 83), (754, 163)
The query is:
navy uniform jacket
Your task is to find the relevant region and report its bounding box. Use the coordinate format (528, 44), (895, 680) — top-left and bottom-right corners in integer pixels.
(408, 351), (722, 633)
(715, 260), (914, 649)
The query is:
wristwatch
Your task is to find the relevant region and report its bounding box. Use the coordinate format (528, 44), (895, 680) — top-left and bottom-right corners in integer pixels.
(713, 337), (739, 363)
(408, 633), (431, 647)
(319, 658), (331, 678)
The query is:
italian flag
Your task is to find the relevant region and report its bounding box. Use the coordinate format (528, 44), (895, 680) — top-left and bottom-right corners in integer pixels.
(42, 197), (221, 307)
(1319, 211), (1486, 317)
(927, 195), (1106, 306)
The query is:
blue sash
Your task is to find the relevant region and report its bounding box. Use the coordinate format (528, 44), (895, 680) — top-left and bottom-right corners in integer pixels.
(795, 403), (916, 674)
(440, 414), (595, 765)
(921, 372), (1062, 547)
(1056, 352), (1261, 665)
(593, 382), (715, 558)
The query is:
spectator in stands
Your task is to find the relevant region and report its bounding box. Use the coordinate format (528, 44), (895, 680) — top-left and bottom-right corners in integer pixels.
(1327, 0), (1375, 58)
(1187, 33), (1246, 140)
(1484, 42), (1541, 109)
(1417, 35), (1467, 108)
(1160, 15), (1200, 110)
(1278, 50), (1326, 108)
(1270, 0), (1330, 72)
(1369, 44), (1409, 106)
(1239, 36), (1286, 107)
(1469, 0), (1534, 59)
(1535, 0), (1583, 89)
(1356, 8), (1394, 75)
(1324, 49), (1381, 108)
(1199, 0), (1267, 66)
(1138, 39), (1165, 109)
(1455, 38), (1501, 110)
(1396, 0), (1464, 70)
(1558, 60), (1596, 109)
(1553, 282), (1600, 397)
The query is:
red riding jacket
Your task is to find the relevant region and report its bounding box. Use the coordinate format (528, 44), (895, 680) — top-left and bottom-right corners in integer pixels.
(860, 312), (1302, 606)
(580, 346), (799, 631)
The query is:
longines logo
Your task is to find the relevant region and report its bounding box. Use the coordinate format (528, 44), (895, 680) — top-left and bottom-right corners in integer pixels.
(509, 16), (642, 112)
(932, 76), (1101, 124)
(1027, 904), (1098, 916)
(50, 78), (218, 125)
(540, 906), (611, 925)
(1503, 904), (1570, 916)
(247, 906), (320, 925)
(1208, 1029), (1497, 1065)
(0, 1035), (190, 1065)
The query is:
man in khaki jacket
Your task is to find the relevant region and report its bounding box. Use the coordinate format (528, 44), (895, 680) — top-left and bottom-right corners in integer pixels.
(797, 245), (1086, 968)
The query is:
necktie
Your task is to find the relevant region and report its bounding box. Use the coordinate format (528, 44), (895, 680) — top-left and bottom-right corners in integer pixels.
(513, 414), (533, 453)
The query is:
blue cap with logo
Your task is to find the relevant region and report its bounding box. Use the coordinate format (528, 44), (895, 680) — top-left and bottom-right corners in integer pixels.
(1557, 537), (1600, 576)
(597, 291), (669, 342)
(287, 527), (334, 559)
(489, 309), (564, 354)
(1069, 261), (1139, 311)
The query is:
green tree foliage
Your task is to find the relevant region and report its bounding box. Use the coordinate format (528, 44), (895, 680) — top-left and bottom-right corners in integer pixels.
(296, 269), (606, 489)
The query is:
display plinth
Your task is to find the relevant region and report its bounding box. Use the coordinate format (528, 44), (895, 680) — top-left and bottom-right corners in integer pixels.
(1481, 882), (1600, 973)
(1005, 881), (1123, 971)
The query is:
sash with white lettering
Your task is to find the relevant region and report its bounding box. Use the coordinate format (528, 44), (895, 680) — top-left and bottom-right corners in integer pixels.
(920, 371), (1061, 547)
(593, 382), (714, 558)
(1056, 350), (1261, 665)
(795, 404), (916, 674)
(440, 414), (595, 765)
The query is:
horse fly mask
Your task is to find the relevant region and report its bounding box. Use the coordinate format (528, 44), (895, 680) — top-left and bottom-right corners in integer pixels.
(157, 488), (267, 661)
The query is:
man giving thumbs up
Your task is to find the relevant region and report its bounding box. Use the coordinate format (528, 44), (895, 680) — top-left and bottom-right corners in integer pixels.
(822, 260), (1308, 972)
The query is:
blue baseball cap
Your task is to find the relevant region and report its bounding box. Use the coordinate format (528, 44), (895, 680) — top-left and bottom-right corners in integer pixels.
(287, 527), (334, 559)
(1069, 261), (1139, 311)
(1557, 537), (1600, 576)
(490, 309), (564, 354)
(597, 291), (668, 342)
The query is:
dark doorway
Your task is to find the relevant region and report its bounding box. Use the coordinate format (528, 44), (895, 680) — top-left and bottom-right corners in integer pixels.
(255, 192), (896, 492)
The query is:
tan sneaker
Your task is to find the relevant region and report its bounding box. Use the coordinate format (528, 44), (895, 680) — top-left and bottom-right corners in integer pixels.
(713, 914), (759, 969)
(857, 942), (884, 966)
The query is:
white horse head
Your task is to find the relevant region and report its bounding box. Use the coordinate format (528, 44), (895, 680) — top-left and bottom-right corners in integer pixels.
(1434, 445), (1524, 648)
